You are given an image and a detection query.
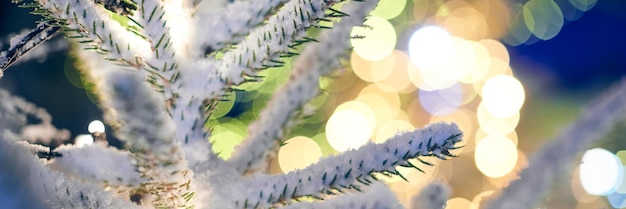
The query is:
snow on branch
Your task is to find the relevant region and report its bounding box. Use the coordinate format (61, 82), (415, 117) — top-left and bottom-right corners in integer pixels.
(280, 182), (401, 209)
(49, 144), (144, 188)
(34, 0), (151, 67)
(216, 0), (342, 85)
(411, 182), (450, 209)
(0, 88), (70, 145)
(194, 0), (289, 51)
(228, 0), (379, 175)
(101, 70), (193, 208)
(0, 21), (59, 74)
(482, 79), (626, 209)
(236, 122), (462, 208)
(0, 132), (141, 209)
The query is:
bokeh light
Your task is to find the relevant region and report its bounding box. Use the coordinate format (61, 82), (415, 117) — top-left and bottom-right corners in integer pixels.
(278, 136), (322, 173)
(88, 120), (105, 133)
(480, 75), (525, 118)
(571, 165), (600, 203)
(472, 190), (494, 208)
(351, 16), (397, 61)
(569, 0), (597, 12)
(326, 108), (373, 152)
(607, 192), (626, 209)
(75, 134), (94, 147)
(579, 148), (623, 195)
(374, 120), (414, 143)
(374, 51), (416, 93)
(475, 135), (518, 178)
(476, 102), (520, 136)
(370, 0), (407, 20)
(419, 82), (463, 116)
(523, 0), (564, 41)
(408, 26), (457, 89)
(446, 197), (478, 209)
(351, 51), (393, 83)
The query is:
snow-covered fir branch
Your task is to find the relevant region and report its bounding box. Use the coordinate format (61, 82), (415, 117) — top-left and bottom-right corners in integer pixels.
(0, 0), (467, 208)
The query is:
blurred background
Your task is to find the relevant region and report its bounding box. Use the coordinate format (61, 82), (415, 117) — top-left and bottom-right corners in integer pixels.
(1, 0), (626, 208)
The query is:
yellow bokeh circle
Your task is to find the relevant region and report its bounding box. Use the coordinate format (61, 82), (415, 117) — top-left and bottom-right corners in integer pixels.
(475, 135), (518, 178)
(278, 136), (323, 173)
(350, 16), (397, 61)
(480, 75), (525, 118)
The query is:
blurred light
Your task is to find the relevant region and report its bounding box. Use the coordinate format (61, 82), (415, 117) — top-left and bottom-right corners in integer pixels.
(477, 102), (519, 135)
(458, 41), (491, 84)
(408, 26), (457, 89)
(359, 84), (402, 109)
(580, 148), (623, 195)
(569, 0), (597, 12)
(437, 159), (454, 181)
(351, 51), (393, 83)
(481, 75), (525, 118)
(351, 17), (397, 61)
(75, 134), (94, 147)
(616, 151), (626, 194)
(617, 150), (626, 166)
(375, 51), (416, 93)
(502, 3), (532, 46)
(478, 0), (512, 39)
(484, 150), (528, 188)
(419, 82), (463, 116)
(412, 0), (430, 22)
(446, 197), (478, 209)
(370, 0), (406, 20)
(558, 0), (586, 21)
(479, 39), (510, 64)
(326, 108), (373, 152)
(475, 135), (518, 178)
(406, 97), (431, 128)
(210, 92), (236, 119)
(88, 120), (105, 133)
(571, 165), (601, 203)
(472, 190), (494, 208)
(475, 128), (518, 146)
(319, 70), (358, 93)
(356, 93), (395, 129)
(576, 199), (611, 209)
(437, 3), (489, 40)
(607, 192), (626, 209)
(472, 58), (513, 95)
(335, 100), (378, 130)
(278, 136), (322, 173)
(523, 0), (564, 41)
(374, 120), (414, 143)
(211, 131), (245, 159)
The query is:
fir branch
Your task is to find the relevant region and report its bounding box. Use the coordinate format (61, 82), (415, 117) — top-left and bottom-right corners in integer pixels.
(195, 0), (289, 52)
(94, 0), (138, 15)
(49, 144), (144, 188)
(228, 0), (379, 175)
(36, 0), (152, 67)
(0, 21), (59, 75)
(411, 182), (449, 209)
(101, 70), (193, 208)
(237, 122), (462, 208)
(280, 182), (402, 209)
(216, 0), (341, 85)
(0, 133), (140, 209)
(482, 79), (626, 209)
